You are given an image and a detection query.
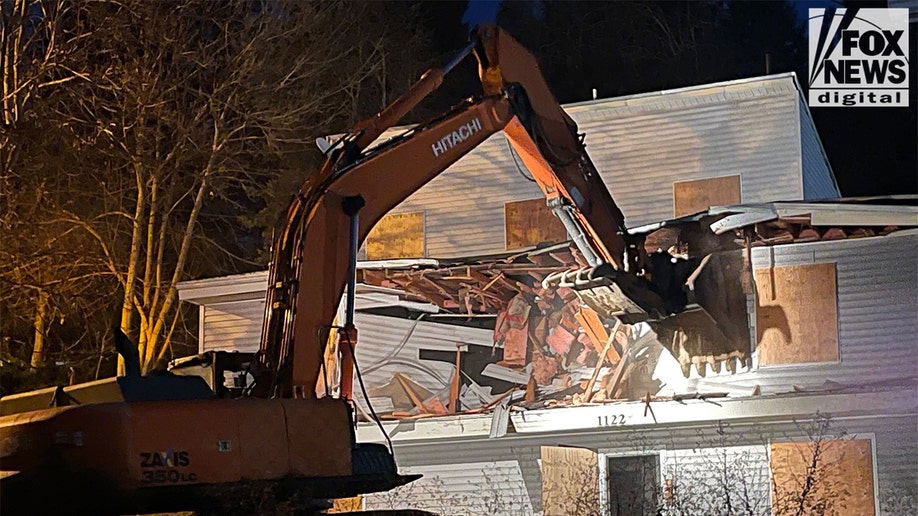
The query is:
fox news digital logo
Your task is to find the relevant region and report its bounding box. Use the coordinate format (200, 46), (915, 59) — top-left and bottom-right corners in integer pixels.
(809, 8), (909, 107)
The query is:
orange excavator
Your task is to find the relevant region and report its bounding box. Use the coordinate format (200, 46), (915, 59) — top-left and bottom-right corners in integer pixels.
(0, 25), (688, 514)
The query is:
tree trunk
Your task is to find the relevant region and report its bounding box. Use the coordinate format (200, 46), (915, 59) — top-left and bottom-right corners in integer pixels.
(30, 290), (50, 369)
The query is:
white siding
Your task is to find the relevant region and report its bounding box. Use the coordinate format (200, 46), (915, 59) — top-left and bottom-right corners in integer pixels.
(384, 415), (915, 515)
(799, 96), (841, 198)
(390, 133), (545, 257)
(660, 446), (772, 515)
(350, 313), (493, 401)
(202, 300), (265, 352)
(385, 75), (827, 258)
(198, 297), (493, 402)
(680, 231), (918, 394)
(364, 460), (534, 515)
(570, 76), (804, 227)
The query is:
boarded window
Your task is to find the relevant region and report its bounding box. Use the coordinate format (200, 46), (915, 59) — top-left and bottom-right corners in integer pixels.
(673, 175), (741, 217)
(364, 212), (424, 260)
(771, 439), (876, 515)
(754, 262), (839, 366)
(505, 198), (568, 250)
(541, 445), (599, 516)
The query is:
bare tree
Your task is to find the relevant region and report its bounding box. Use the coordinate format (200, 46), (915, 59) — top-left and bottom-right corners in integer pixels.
(2, 0), (432, 378)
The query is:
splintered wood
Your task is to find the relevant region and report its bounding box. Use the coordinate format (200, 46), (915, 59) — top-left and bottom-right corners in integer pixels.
(672, 174), (741, 218)
(364, 211), (424, 260)
(770, 439), (876, 515)
(541, 445), (599, 516)
(754, 262), (839, 366)
(505, 198), (569, 250)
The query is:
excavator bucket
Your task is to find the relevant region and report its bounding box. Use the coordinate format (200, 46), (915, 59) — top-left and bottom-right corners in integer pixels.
(563, 250), (754, 377)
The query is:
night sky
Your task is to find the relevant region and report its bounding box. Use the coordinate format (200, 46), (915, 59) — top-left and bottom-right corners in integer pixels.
(462, 0), (500, 26)
(461, 0), (917, 197)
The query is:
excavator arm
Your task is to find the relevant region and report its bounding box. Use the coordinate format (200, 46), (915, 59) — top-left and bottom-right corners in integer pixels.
(260, 97), (514, 396)
(258, 25), (652, 397)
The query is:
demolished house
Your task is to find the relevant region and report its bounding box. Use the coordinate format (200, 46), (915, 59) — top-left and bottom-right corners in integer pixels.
(177, 74), (917, 515)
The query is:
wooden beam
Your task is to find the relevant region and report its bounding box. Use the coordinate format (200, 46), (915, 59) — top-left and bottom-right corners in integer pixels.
(448, 347), (461, 413)
(603, 347), (633, 400)
(394, 373), (430, 414)
(574, 307), (621, 363)
(582, 320), (621, 401)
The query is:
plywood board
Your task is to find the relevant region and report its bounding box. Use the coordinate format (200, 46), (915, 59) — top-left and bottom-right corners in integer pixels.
(329, 495), (362, 513)
(365, 212), (424, 260)
(505, 198), (568, 250)
(541, 445), (599, 516)
(673, 175), (741, 217)
(771, 439), (875, 515)
(754, 262), (839, 365)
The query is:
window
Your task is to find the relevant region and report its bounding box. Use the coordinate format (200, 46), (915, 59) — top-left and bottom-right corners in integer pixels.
(754, 262), (839, 366)
(672, 175), (741, 218)
(505, 198), (569, 250)
(606, 454), (660, 516)
(771, 438), (876, 515)
(364, 212), (424, 260)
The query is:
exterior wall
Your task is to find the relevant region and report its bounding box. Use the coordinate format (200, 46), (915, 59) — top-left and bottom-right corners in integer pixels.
(798, 96), (841, 198)
(663, 231), (918, 394)
(195, 296), (493, 401)
(346, 313), (493, 401)
(364, 460), (535, 514)
(567, 75), (804, 227)
(202, 300), (265, 352)
(191, 233), (918, 409)
(388, 132), (544, 257)
(370, 414), (916, 515)
(386, 74), (825, 258)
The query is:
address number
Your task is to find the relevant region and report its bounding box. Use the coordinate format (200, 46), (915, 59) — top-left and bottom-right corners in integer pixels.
(598, 414), (627, 427)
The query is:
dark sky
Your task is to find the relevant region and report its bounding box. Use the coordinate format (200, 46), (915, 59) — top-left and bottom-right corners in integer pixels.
(463, 1), (862, 30)
(462, 0), (500, 26)
(461, 1), (916, 197)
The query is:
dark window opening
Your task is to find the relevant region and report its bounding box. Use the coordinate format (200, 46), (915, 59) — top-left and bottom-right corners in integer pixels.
(607, 454), (660, 516)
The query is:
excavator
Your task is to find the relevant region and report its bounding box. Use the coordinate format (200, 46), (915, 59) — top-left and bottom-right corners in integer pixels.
(0, 25), (713, 514)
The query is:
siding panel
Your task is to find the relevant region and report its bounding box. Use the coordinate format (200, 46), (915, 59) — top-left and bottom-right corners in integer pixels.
(383, 415), (915, 515)
(799, 96), (841, 198)
(363, 460), (534, 514)
(202, 300), (265, 352)
(381, 75), (823, 258)
(350, 313), (494, 404)
(679, 232), (918, 393)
